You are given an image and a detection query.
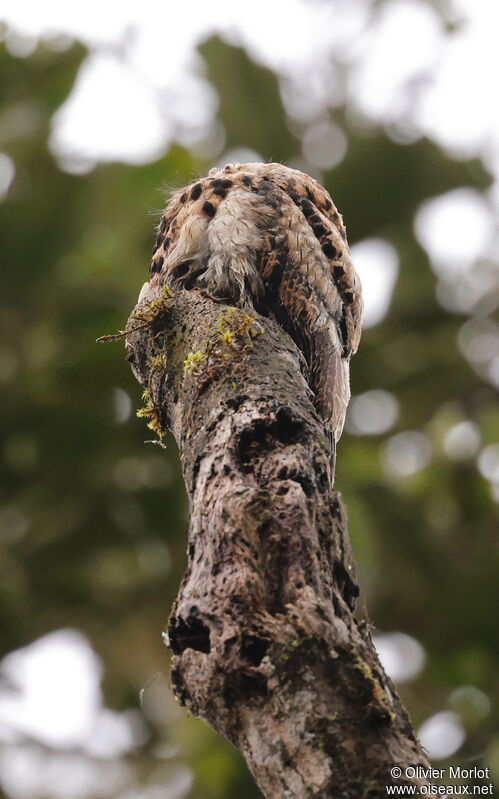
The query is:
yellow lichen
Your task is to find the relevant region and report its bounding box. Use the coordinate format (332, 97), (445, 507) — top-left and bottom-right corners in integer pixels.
(183, 351), (204, 375)
(184, 307), (264, 388)
(136, 389), (165, 447)
(221, 330), (234, 345)
(97, 287), (173, 445)
(215, 307), (263, 344)
(354, 659), (373, 681)
(149, 353), (165, 369)
(132, 284), (172, 326)
(96, 284), (172, 343)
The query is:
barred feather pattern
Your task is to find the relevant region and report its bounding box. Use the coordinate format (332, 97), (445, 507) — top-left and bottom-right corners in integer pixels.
(142, 162), (363, 453)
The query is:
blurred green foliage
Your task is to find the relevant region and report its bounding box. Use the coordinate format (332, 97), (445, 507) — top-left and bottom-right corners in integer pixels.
(0, 24), (498, 799)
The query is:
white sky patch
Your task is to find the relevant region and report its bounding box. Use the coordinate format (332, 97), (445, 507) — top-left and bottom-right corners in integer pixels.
(302, 120), (348, 170)
(84, 709), (139, 759)
(0, 630), (102, 748)
(118, 766), (193, 799)
(113, 388), (132, 424)
(1, 0), (499, 181)
(49, 52), (173, 170)
(382, 431), (432, 478)
(212, 147), (265, 169)
(436, 261), (499, 316)
(417, 0), (499, 161)
(0, 153), (15, 200)
(0, 747), (131, 799)
(346, 389), (399, 436)
(418, 711), (465, 760)
(1, 1), (220, 168)
(4, 29), (38, 58)
(349, 0), (443, 123)
(0, 0), (131, 44)
(373, 632), (425, 683)
(477, 444), (499, 485)
(2, 0), (499, 201)
(350, 238), (399, 327)
(3, 0), (499, 342)
(458, 317), (499, 366)
(148, 764), (194, 799)
(414, 189), (496, 277)
(0, 0), (372, 169)
(443, 421), (481, 461)
(0, 630), (137, 758)
(277, 0), (371, 122)
(348, 0), (499, 180)
(443, 420), (480, 461)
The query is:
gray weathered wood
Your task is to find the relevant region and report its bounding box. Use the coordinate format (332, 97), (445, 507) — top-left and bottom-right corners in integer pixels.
(125, 286), (430, 798)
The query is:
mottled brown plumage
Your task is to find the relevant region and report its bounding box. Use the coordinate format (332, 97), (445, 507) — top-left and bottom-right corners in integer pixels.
(140, 162), (363, 468)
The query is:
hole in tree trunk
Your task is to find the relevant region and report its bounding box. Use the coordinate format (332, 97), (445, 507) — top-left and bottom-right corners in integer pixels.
(241, 634), (270, 666)
(169, 614), (211, 655)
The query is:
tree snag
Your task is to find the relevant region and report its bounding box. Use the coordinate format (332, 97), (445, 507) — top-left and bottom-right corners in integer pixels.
(124, 284), (432, 798)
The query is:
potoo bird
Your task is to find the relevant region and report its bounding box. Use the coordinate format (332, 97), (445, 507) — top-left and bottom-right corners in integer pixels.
(138, 162), (363, 475)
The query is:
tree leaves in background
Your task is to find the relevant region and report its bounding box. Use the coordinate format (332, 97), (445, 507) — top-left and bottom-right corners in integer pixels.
(1, 23), (498, 799)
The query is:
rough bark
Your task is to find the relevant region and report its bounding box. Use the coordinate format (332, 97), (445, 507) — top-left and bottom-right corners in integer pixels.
(125, 287), (431, 799)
